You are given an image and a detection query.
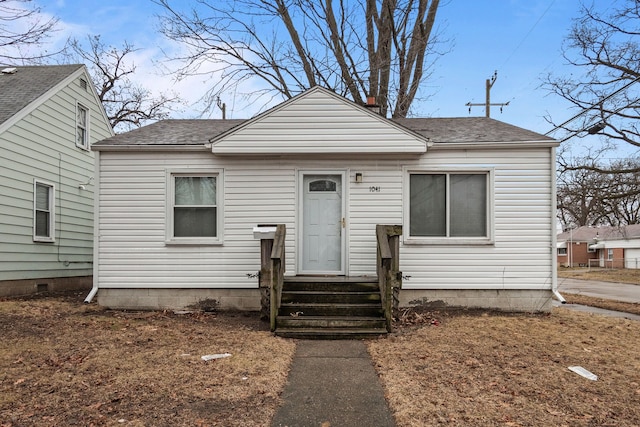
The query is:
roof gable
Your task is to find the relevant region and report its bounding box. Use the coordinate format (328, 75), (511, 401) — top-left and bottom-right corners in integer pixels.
(0, 64), (113, 137)
(0, 65), (83, 126)
(210, 86), (428, 155)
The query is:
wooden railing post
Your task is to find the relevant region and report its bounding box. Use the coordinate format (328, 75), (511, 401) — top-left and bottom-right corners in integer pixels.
(269, 225), (286, 332)
(259, 238), (274, 320)
(376, 225), (402, 332)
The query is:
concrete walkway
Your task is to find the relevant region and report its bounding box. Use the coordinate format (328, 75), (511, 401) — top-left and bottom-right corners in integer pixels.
(271, 340), (395, 427)
(553, 300), (640, 320)
(555, 277), (640, 320)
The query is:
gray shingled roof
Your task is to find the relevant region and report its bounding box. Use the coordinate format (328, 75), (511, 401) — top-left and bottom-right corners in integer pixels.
(93, 116), (554, 147)
(558, 225), (640, 242)
(0, 64), (84, 126)
(394, 117), (555, 143)
(93, 119), (245, 146)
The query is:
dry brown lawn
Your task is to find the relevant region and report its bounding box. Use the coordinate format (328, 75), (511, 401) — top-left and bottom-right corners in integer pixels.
(2, 286), (640, 426)
(369, 309), (640, 426)
(0, 292), (295, 427)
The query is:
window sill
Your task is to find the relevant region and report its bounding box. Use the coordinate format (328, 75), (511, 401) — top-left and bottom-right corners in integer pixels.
(404, 237), (494, 246)
(33, 237), (55, 243)
(165, 238), (222, 246)
(75, 144), (90, 151)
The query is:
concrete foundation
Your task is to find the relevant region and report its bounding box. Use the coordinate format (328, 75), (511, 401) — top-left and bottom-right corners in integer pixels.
(97, 288), (261, 311)
(94, 287), (553, 313)
(399, 289), (555, 312)
(0, 275), (92, 298)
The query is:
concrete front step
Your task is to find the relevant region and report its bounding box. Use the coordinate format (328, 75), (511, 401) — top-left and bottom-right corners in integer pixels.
(277, 315), (387, 329)
(274, 327), (388, 340)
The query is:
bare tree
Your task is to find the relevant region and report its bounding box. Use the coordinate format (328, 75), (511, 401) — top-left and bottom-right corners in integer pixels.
(65, 36), (182, 133)
(0, 0), (59, 64)
(557, 154), (640, 228)
(544, 0), (640, 172)
(154, 0), (444, 118)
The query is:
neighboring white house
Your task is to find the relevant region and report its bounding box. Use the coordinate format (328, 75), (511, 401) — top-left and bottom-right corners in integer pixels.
(89, 86), (560, 312)
(0, 64), (114, 297)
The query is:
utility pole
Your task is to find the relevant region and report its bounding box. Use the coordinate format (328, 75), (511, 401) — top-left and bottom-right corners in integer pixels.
(216, 97), (226, 120)
(465, 71), (510, 117)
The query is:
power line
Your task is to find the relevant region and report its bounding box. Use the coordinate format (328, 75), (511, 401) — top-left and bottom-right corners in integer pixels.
(544, 76), (640, 138)
(500, 0), (557, 70)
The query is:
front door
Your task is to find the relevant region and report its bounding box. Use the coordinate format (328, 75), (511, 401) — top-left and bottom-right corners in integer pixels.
(300, 172), (345, 274)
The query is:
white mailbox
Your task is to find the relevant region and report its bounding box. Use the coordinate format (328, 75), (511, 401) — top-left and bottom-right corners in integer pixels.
(253, 225), (277, 240)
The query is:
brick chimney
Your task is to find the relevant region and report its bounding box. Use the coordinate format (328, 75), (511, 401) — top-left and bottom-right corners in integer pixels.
(364, 95), (381, 115)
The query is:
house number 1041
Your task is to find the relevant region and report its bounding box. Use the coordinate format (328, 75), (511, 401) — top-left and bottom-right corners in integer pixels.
(369, 186), (381, 192)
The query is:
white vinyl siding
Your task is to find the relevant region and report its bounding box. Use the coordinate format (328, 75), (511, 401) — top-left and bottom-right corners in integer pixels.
(96, 145), (555, 293)
(212, 88), (426, 155)
(33, 180), (55, 241)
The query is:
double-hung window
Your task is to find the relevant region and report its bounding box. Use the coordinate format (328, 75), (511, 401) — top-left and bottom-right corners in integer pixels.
(76, 103), (89, 149)
(167, 171), (222, 244)
(407, 170), (492, 244)
(33, 180), (55, 242)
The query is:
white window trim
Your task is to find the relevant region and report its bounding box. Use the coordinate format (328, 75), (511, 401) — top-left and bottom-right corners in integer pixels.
(33, 179), (55, 242)
(403, 167), (495, 245)
(165, 169), (224, 245)
(607, 248), (614, 260)
(76, 102), (90, 150)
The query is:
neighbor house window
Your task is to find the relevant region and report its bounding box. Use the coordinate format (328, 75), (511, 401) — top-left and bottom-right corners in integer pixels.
(76, 103), (89, 149)
(33, 180), (54, 242)
(407, 171), (491, 243)
(607, 248), (614, 260)
(167, 171), (222, 244)
(558, 248), (567, 256)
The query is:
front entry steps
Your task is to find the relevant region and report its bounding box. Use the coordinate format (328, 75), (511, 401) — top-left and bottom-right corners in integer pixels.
(274, 276), (388, 339)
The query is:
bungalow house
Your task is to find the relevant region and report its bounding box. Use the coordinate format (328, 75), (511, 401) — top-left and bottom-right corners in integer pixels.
(0, 65), (114, 297)
(558, 225), (640, 269)
(88, 87), (560, 336)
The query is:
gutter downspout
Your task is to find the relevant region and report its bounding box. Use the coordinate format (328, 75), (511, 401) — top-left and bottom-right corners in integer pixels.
(84, 150), (101, 303)
(550, 145), (565, 304)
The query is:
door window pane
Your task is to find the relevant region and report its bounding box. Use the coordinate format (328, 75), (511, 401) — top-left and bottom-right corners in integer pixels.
(309, 179), (337, 192)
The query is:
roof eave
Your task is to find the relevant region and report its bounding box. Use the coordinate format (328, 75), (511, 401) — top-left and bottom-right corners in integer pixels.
(430, 140), (559, 149)
(92, 144), (209, 152)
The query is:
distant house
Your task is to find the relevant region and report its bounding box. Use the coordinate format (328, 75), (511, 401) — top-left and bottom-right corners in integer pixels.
(89, 86), (561, 318)
(0, 65), (114, 297)
(557, 225), (640, 269)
